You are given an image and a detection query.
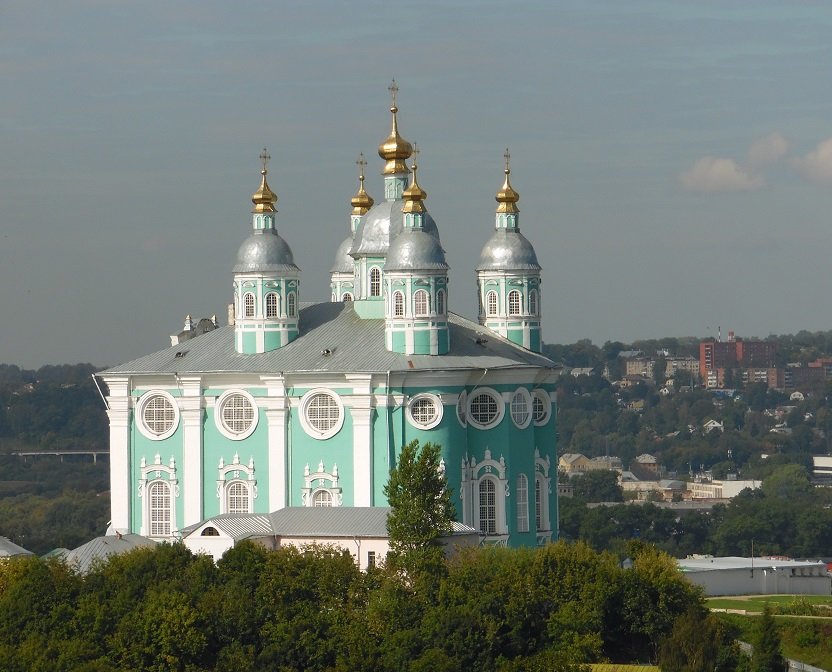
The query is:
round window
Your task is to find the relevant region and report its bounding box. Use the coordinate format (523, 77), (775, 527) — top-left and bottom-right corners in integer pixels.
(216, 390), (258, 440)
(510, 388), (531, 429)
(407, 394), (443, 429)
(532, 389), (550, 425)
(467, 388), (504, 429)
(137, 391), (179, 440)
(300, 390), (344, 439)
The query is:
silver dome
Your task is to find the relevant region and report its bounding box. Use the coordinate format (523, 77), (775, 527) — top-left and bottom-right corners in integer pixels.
(476, 229), (541, 272)
(350, 200), (439, 257)
(330, 236), (355, 274)
(385, 229), (449, 272)
(233, 230), (299, 273)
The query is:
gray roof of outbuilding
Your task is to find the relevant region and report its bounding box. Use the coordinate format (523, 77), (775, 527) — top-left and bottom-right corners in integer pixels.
(63, 534), (157, 573)
(269, 506), (391, 537)
(180, 514), (273, 541)
(0, 536), (33, 557)
(100, 301), (557, 375)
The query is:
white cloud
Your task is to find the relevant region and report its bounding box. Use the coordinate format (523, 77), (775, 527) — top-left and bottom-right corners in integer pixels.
(748, 132), (788, 168)
(679, 157), (764, 193)
(793, 137), (832, 185)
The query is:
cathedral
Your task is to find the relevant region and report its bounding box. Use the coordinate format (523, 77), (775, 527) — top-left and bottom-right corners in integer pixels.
(98, 85), (560, 548)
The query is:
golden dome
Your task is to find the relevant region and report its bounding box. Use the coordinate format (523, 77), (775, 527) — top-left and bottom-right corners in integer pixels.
(351, 153), (375, 215)
(402, 150), (427, 214)
(496, 148), (519, 214)
(251, 148), (278, 214)
(378, 80), (413, 176)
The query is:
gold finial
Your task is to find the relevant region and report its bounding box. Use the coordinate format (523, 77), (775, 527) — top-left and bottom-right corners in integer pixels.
(378, 79), (413, 176)
(252, 147), (278, 214)
(402, 143), (427, 214)
(351, 152), (374, 215)
(495, 147), (519, 214)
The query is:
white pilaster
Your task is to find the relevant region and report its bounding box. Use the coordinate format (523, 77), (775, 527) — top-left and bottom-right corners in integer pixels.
(348, 374), (374, 506)
(179, 376), (203, 528)
(263, 376), (289, 510)
(105, 377), (131, 533)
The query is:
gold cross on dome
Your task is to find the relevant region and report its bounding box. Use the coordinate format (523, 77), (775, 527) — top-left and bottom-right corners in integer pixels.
(388, 79), (398, 107)
(411, 142), (420, 170)
(356, 152), (367, 179)
(259, 148), (271, 172)
(504, 148), (511, 173)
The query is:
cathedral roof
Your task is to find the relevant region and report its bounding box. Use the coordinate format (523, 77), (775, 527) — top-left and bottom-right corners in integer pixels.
(330, 235), (355, 273)
(234, 230), (299, 273)
(384, 229), (448, 272)
(476, 229), (541, 272)
(349, 199), (439, 257)
(100, 302), (556, 376)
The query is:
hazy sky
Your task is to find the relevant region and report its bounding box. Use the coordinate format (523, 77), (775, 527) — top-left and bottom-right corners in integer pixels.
(2, 1), (832, 368)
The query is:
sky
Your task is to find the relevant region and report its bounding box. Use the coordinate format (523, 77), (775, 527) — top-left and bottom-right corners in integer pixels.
(2, 1), (832, 368)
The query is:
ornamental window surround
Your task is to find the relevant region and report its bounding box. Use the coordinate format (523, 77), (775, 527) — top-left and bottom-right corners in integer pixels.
(414, 289), (429, 317)
(510, 388), (532, 429)
(138, 453), (179, 538)
(287, 292), (297, 317)
(508, 290), (522, 316)
(436, 289), (445, 315)
(516, 474), (529, 532)
(136, 391), (179, 441)
(393, 291), (404, 316)
(406, 393), (443, 430)
(301, 460), (342, 507)
(299, 389), (345, 440)
(265, 292), (279, 318)
(467, 387), (505, 430)
(244, 292), (256, 318)
(478, 478), (497, 534)
(460, 449), (509, 539)
(216, 453), (257, 515)
(370, 267), (382, 297)
(486, 290), (498, 316)
(529, 289), (538, 315)
(532, 389), (551, 426)
(215, 390), (259, 440)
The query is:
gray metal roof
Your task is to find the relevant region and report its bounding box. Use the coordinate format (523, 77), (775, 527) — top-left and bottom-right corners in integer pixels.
(385, 229), (449, 272)
(180, 514), (273, 541)
(269, 506), (391, 537)
(477, 229), (541, 272)
(0, 536), (33, 557)
(350, 199), (439, 257)
(63, 534), (157, 573)
(330, 235), (355, 273)
(100, 301), (557, 376)
(234, 230), (299, 273)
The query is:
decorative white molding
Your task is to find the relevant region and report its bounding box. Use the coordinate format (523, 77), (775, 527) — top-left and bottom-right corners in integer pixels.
(138, 453), (180, 537)
(301, 461), (343, 507)
(216, 453), (257, 514)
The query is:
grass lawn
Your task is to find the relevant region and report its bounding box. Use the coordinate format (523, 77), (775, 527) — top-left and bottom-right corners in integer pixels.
(707, 595), (832, 611)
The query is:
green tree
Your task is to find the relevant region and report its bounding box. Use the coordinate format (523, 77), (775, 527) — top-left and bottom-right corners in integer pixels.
(752, 605), (785, 672)
(659, 606), (740, 672)
(571, 470), (623, 503)
(384, 440), (455, 582)
(761, 464), (813, 500)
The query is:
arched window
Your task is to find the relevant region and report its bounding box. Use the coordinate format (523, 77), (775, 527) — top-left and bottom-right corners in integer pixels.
(149, 481), (171, 537)
(312, 490), (333, 507)
(265, 292), (279, 318)
(508, 290), (522, 316)
(529, 289), (538, 315)
(436, 289), (445, 315)
(517, 474), (529, 532)
(201, 526), (219, 537)
(535, 477), (544, 530)
(243, 293), (256, 318)
(342, 292), (353, 302)
(486, 291), (498, 316)
(414, 289), (429, 316)
(370, 267), (381, 297)
(478, 478), (497, 535)
(227, 481), (250, 514)
(287, 292), (296, 317)
(393, 291), (404, 316)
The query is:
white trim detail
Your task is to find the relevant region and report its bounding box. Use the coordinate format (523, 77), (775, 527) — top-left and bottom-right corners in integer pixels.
(456, 390), (467, 428)
(510, 387), (532, 429)
(216, 453), (257, 514)
(534, 448), (552, 535)
(467, 387), (505, 430)
(136, 390), (180, 441)
(406, 393), (443, 430)
(532, 388), (551, 426)
(138, 453), (180, 538)
(214, 389), (259, 440)
(299, 388), (345, 440)
(301, 461), (342, 507)
(460, 449), (508, 537)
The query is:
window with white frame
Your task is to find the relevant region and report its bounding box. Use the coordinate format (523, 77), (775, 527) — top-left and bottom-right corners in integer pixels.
(486, 290), (498, 316)
(370, 267), (381, 296)
(287, 292), (296, 317)
(532, 389), (550, 426)
(414, 289), (429, 316)
(535, 477), (543, 530)
(516, 474), (529, 532)
(407, 394), (443, 429)
(137, 391), (179, 440)
(510, 388), (531, 429)
(468, 388), (504, 429)
(244, 292), (256, 318)
(215, 390), (258, 440)
(265, 292), (279, 318)
(301, 460), (342, 507)
(393, 291), (404, 316)
(312, 490), (333, 507)
(436, 289), (445, 315)
(508, 290), (522, 315)
(343, 292), (353, 302)
(149, 481), (171, 537)
(478, 478), (497, 534)
(300, 390), (344, 439)
(227, 481), (250, 514)
(529, 289), (538, 315)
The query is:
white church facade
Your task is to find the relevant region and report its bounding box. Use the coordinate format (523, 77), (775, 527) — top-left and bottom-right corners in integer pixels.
(98, 85), (560, 548)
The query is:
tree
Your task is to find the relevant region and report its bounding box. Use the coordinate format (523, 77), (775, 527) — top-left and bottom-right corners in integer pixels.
(752, 605), (785, 672)
(384, 441), (455, 582)
(658, 606), (740, 672)
(571, 470), (623, 503)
